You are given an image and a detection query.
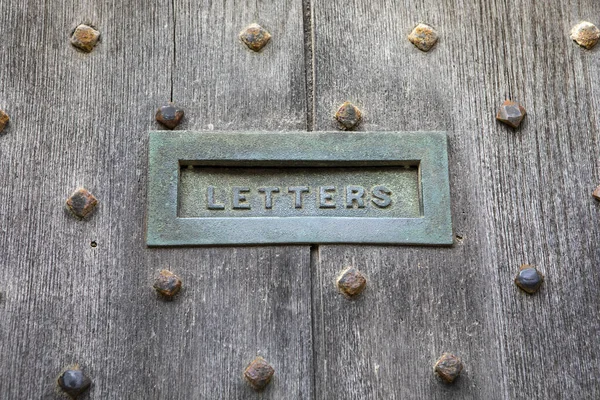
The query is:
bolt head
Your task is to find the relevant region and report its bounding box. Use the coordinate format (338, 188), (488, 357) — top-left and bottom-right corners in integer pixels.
(571, 21), (600, 49)
(153, 270), (182, 298)
(408, 23), (438, 52)
(336, 267), (367, 298)
(434, 353), (463, 383)
(240, 23), (272, 52)
(58, 368), (91, 397)
(335, 102), (362, 130)
(70, 24), (100, 53)
(0, 109), (9, 133)
(244, 356), (274, 391)
(155, 104), (184, 129)
(593, 185), (600, 200)
(514, 264), (544, 294)
(496, 100), (526, 128)
(66, 188), (98, 219)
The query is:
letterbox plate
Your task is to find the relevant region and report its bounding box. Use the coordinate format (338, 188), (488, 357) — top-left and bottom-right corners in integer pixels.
(147, 131), (452, 246)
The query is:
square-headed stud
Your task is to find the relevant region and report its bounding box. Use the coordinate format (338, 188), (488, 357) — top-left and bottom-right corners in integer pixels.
(408, 23), (438, 52)
(496, 100), (526, 128)
(70, 24), (100, 53)
(240, 23), (271, 52)
(66, 188), (98, 219)
(58, 366), (91, 397)
(434, 353), (463, 383)
(244, 356), (274, 391)
(155, 103), (184, 129)
(336, 267), (367, 298)
(153, 270), (182, 298)
(335, 102), (362, 130)
(571, 21), (600, 49)
(592, 185), (600, 200)
(514, 264), (544, 294)
(0, 109), (9, 133)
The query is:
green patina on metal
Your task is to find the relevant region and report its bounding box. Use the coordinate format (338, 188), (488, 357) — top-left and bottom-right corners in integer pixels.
(179, 166), (421, 218)
(147, 131), (452, 246)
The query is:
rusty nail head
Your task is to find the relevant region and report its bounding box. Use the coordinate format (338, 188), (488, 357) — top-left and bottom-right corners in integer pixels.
(154, 269), (182, 298)
(496, 100), (526, 128)
(58, 366), (91, 397)
(571, 21), (600, 49)
(70, 24), (100, 53)
(156, 103), (184, 129)
(66, 188), (98, 219)
(514, 264), (544, 294)
(434, 353), (463, 383)
(593, 185), (600, 200)
(336, 267), (367, 298)
(244, 356), (274, 391)
(408, 23), (438, 52)
(0, 109), (9, 133)
(335, 102), (362, 130)
(240, 23), (271, 52)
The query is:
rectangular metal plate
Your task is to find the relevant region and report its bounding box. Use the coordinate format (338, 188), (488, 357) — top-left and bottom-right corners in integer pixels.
(147, 131), (452, 246)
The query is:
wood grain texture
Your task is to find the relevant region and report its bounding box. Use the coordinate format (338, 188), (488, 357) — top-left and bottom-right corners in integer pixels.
(2, 0), (600, 398)
(0, 0), (311, 399)
(172, 0), (308, 131)
(312, 0), (600, 398)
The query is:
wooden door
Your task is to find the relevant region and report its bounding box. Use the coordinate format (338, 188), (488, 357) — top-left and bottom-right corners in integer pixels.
(1, 0), (599, 399)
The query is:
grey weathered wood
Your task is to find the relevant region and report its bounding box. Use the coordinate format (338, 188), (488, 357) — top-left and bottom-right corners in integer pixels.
(2, 0), (600, 398)
(312, 0), (600, 398)
(0, 1), (311, 399)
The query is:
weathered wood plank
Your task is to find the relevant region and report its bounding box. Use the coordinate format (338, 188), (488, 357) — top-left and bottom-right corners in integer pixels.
(312, 0), (600, 398)
(0, 1), (311, 399)
(157, 1), (312, 399)
(173, 0), (308, 132)
(0, 1), (175, 398)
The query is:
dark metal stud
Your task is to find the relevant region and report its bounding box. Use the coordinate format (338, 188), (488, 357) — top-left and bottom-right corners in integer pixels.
(58, 367), (91, 397)
(336, 267), (367, 298)
(514, 264), (544, 294)
(496, 100), (526, 128)
(408, 23), (438, 52)
(244, 356), (274, 391)
(240, 23), (271, 52)
(155, 103), (184, 129)
(0, 109), (9, 133)
(434, 353), (463, 383)
(571, 21), (600, 49)
(70, 24), (100, 53)
(335, 102), (362, 130)
(153, 269), (182, 298)
(593, 185), (600, 200)
(66, 188), (98, 219)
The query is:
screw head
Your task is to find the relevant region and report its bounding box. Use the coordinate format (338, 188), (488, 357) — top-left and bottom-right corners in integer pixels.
(434, 353), (463, 383)
(335, 102), (362, 130)
(571, 21), (600, 49)
(593, 185), (600, 200)
(240, 23), (272, 52)
(496, 100), (526, 128)
(408, 23), (438, 52)
(155, 103), (184, 129)
(0, 109), (9, 133)
(70, 24), (100, 53)
(58, 367), (91, 397)
(244, 356), (274, 391)
(514, 264), (544, 294)
(336, 267), (367, 298)
(66, 188), (98, 219)
(153, 270), (182, 298)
